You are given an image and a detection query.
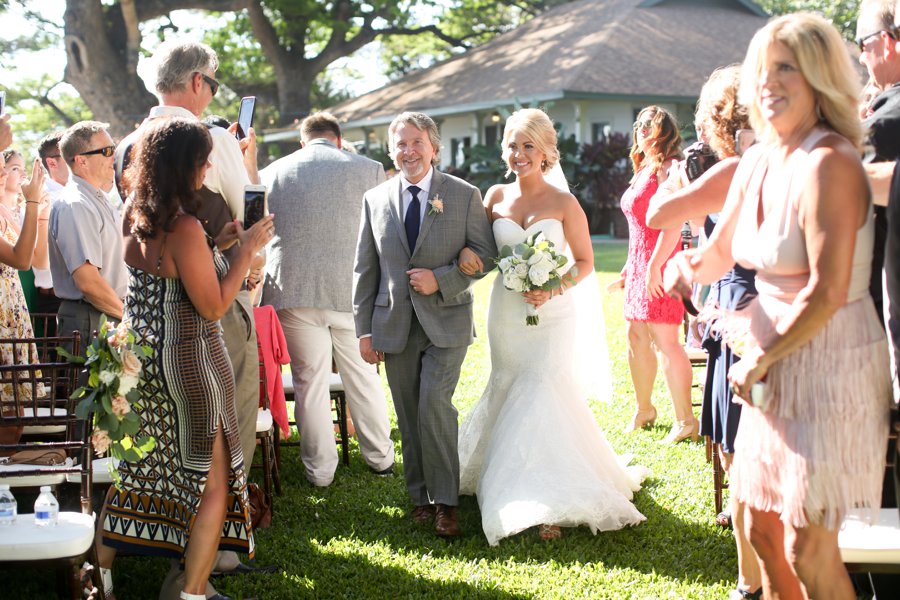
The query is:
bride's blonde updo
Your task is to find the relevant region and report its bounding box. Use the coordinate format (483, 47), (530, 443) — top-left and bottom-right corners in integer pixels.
(501, 108), (560, 178)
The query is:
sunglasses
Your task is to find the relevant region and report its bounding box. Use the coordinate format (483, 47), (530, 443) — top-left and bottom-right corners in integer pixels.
(79, 145), (115, 158)
(856, 27), (899, 52)
(196, 72), (220, 96)
(633, 118), (654, 131)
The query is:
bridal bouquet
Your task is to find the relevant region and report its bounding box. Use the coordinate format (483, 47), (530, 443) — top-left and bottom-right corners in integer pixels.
(496, 231), (569, 325)
(60, 315), (156, 485)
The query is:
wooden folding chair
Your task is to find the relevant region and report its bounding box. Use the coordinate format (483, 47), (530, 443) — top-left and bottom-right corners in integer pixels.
(0, 333), (100, 599)
(253, 352), (281, 506)
(277, 365), (350, 468)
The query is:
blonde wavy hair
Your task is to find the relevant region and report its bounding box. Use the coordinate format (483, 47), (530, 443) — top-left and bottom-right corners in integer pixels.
(629, 106), (682, 178)
(500, 108), (560, 178)
(696, 65), (750, 158)
(738, 12), (863, 149)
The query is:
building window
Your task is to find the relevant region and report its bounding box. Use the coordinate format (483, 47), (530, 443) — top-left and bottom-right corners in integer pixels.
(450, 137), (471, 168)
(484, 125), (500, 149)
(591, 122), (610, 142)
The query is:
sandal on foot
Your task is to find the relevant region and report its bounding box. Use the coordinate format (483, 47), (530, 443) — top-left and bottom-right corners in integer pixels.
(715, 510), (733, 529)
(538, 524), (562, 540)
(727, 587), (762, 600)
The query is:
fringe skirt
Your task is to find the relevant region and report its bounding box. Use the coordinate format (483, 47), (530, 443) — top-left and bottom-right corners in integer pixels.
(730, 295), (892, 530)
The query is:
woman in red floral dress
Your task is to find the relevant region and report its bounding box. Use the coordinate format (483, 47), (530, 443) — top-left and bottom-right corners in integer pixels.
(617, 106), (697, 444)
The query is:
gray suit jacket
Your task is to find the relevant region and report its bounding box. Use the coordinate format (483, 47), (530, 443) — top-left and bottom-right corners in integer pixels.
(353, 169), (496, 352)
(261, 139), (386, 312)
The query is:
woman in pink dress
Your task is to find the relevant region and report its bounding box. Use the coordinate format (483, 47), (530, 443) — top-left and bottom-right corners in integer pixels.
(666, 14), (891, 599)
(617, 106), (697, 444)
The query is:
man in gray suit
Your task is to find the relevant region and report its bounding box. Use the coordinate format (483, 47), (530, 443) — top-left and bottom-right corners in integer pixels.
(353, 112), (496, 537)
(261, 112), (394, 487)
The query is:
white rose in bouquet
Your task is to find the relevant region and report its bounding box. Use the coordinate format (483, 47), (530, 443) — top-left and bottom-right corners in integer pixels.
(504, 271), (527, 292)
(528, 263), (551, 287)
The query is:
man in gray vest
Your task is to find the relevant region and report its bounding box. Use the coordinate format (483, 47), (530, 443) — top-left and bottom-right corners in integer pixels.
(261, 112), (394, 487)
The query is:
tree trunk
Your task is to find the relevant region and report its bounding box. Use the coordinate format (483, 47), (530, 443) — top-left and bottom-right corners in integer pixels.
(275, 65), (313, 127)
(63, 0), (156, 137)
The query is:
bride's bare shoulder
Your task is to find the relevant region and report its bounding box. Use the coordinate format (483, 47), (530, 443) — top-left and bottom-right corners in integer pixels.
(484, 182), (515, 209)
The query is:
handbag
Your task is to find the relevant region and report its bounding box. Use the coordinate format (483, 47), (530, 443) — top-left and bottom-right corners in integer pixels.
(246, 483), (271, 530)
(3, 448), (68, 465)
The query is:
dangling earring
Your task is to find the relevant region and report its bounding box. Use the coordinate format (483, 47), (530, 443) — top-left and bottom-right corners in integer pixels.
(541, 160), (547, 170)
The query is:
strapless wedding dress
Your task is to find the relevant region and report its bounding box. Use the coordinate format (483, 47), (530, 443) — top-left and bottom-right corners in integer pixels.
(459, 218), (646, 546)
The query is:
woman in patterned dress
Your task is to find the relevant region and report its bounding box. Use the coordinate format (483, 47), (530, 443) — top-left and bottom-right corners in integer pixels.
(0, 151), (47, 445)
(93, 118), (274, 600)
(616, 106), (697, 444)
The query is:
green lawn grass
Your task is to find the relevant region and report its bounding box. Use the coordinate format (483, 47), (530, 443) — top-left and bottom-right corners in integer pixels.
(3, 241), (741, 599)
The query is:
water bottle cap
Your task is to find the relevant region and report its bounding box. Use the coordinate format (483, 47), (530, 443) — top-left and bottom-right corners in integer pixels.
(39, 486), (50, 492)
(0, 484), (8, 491)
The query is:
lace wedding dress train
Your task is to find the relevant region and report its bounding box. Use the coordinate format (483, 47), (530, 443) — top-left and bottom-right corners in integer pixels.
(459, 218), (646, 546)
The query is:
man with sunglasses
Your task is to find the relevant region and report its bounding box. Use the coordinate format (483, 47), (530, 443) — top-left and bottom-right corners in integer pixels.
(113, 39), (275, 599)
(855, 1), (900, 341)
(48, 120), (126, 348)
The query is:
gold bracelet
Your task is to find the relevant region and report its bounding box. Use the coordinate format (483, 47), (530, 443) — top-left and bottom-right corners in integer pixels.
(26, 200), (39, 205)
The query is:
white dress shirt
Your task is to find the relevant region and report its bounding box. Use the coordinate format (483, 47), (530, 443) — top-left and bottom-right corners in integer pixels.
(400, 167), (434, 228)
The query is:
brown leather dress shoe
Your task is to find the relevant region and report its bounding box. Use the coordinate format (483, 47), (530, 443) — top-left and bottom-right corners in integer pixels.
(434, 504), (462, 537)
(411, 504), (435, 524)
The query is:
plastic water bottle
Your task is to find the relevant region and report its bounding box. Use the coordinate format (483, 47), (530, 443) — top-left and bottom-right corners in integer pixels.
(34, 486), (58, 526)
(0, 484), (16, 526)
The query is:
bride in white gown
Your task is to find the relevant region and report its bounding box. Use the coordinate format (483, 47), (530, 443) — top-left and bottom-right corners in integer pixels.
(457, 109), (647, 546)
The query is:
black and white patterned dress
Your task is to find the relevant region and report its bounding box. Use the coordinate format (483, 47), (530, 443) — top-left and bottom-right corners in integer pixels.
(101, 245), (254, 559)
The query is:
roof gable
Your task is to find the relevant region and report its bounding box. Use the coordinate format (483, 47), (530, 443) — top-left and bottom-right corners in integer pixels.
(332, 0), (769, 127)
(638, 0), (768, 18)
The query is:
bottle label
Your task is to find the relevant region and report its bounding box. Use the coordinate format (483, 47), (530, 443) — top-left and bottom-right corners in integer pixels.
(36, 511), (51, 519)
(0, 508), (13, 517)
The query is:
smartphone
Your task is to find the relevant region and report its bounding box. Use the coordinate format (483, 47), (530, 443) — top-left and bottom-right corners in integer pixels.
(236, 96), (256, 140)
(243, 184), (266, 230)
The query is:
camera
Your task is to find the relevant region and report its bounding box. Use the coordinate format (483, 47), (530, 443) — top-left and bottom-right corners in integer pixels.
(684, 141), (719, 182)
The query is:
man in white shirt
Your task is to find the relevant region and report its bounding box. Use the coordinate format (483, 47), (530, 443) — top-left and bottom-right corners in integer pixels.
(33, 131), (68, 318)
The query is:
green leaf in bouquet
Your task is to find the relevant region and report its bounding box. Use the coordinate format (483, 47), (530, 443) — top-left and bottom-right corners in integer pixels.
(119, 418), (140, 436)
(125, 388), (140, 403)
(99, 412), (120, 433)
(101, 392), (113, 414)
(55, 346), (86, 364)
(121, 446), (142, 462)
(123, 410), (139, 423)
(556, 255), (568, 268)
(75, 396), (97, 420)
(69, 385), (87, 401)
(140, 344), (153, 358)
(135, 435), (156, 454)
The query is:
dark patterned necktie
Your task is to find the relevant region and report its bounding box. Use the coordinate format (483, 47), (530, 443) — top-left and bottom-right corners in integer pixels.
(405, 185), (421, 251)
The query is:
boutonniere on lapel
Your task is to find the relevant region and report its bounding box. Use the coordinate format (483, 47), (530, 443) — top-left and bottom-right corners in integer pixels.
(428, 195), (444, 216)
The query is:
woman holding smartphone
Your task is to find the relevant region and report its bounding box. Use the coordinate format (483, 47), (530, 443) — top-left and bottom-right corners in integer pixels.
(95, 117), (274, 600)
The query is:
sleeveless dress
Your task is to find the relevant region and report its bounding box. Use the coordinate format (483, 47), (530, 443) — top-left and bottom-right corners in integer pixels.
(700, 214), (757, 454)
(458, 218), (646, 546)
(0, 218), (44, 406)
(620, 168), (684, 323)
(729, 129), (892, 529)
(101, 242), (254, 558)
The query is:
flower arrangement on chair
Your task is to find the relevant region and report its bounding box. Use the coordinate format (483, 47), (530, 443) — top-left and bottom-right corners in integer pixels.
(59, 316), (156, 485)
